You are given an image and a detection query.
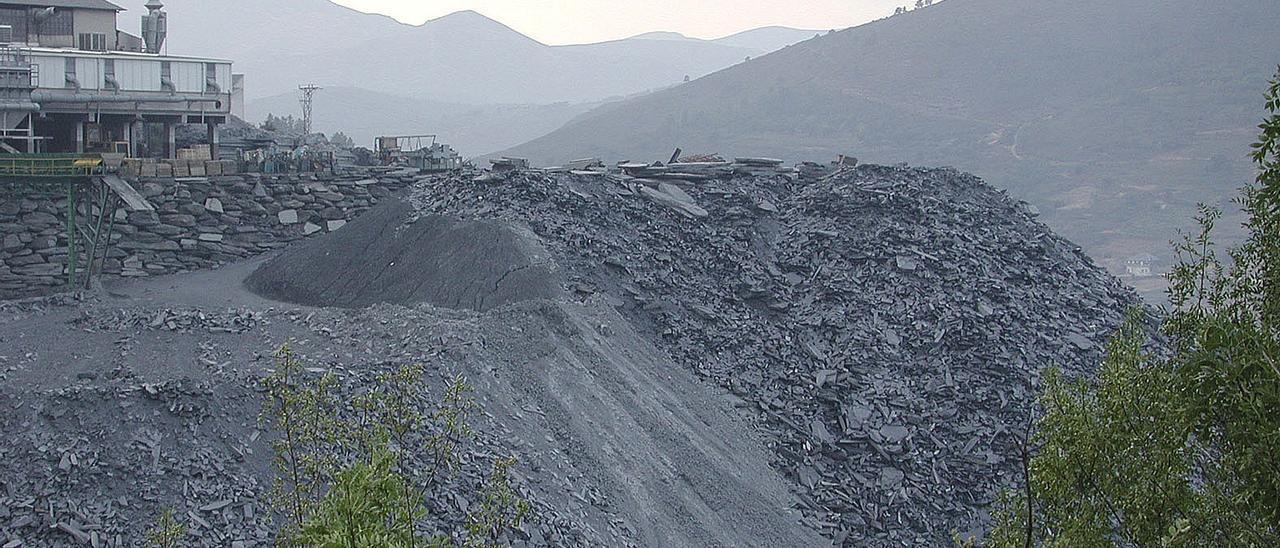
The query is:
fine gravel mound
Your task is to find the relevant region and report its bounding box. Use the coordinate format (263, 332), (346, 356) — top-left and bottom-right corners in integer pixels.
(409, 165), (1143, 545)
(246, 198), (560, 310)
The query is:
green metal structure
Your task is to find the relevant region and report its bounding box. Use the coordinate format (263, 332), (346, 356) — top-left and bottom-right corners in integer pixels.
(0, 154), (103, 178)
(0, 154), (119, 289)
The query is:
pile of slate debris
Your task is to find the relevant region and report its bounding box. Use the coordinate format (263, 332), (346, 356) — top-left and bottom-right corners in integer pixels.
(0, 298), (605, 547)
(413, 156), (1143, 545)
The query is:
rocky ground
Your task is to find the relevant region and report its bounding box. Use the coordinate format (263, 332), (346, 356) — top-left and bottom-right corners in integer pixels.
(1, 161), (1142, 547)
(0, 260), (818, 546)
(400, 164), (1143, 544)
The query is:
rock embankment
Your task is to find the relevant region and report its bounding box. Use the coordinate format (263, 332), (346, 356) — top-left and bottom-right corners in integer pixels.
(0, 172), (415, 299)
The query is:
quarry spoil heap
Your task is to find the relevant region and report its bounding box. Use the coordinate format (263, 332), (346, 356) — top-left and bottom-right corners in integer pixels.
(0, 152), (1144, 546)
(252, 162), (1140, 544)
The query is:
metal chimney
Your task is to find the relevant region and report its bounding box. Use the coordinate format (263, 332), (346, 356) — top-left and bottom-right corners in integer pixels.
(142, 0), (167, 54)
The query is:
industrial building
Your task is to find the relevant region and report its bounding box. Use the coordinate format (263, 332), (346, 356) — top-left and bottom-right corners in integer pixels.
(0, 0), (236, 158)
(0, 0), (240, 291)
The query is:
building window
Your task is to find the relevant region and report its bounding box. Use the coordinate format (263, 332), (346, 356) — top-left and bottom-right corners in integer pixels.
(103, 58), (116, 89)
(0, 8), (28, 43)
(205, 62), (218, 92)
(77, 33), (106, 52)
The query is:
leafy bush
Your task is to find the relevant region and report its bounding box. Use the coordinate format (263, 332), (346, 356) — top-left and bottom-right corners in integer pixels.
(989, 68), (1280, 547)
(145, 508), (186, 548)
(465, 457), (532, 548)
(296, 441), (425, 547)
(257, 344), (529, 547)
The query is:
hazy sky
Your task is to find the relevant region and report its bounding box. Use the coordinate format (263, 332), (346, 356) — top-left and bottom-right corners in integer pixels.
(329, 0), (905, 45)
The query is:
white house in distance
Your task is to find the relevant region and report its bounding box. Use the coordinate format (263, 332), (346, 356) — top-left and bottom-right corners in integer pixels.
(0, 0), (240, 157)
(1124, 253), (1161, 277)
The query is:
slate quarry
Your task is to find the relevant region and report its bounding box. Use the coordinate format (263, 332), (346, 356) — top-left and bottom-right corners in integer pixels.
(405, 164), (1140, 545)
(1, 160), (1141, 546)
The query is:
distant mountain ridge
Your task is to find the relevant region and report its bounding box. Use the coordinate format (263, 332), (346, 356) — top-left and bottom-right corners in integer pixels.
(110, 1), (819, 104)
(630, 26), (823, 52)
(713, 26), (825, 51)
(237, 9), (763, 104)
(111, 0), (409, 59)
(498, 0), (1280, 293)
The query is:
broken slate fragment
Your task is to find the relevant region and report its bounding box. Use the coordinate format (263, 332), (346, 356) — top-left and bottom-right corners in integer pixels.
(879, 424), (910, 444)
(878, 467), (905, 489)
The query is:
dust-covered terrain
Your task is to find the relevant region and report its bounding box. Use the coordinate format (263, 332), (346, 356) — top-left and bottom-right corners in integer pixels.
(0, 260), (818, 547)
(1, 163), (1139, 546)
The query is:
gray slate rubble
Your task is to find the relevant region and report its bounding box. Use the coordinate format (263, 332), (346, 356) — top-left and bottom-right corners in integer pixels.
(408, 163), (1141, 545)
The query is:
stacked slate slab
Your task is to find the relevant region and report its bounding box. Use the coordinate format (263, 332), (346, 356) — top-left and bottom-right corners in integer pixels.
(0, 172), (417, 299)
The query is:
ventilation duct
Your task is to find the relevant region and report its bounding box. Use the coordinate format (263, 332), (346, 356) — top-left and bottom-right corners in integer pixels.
(32, 7), (55, 24)
(141, 0), (166, 54)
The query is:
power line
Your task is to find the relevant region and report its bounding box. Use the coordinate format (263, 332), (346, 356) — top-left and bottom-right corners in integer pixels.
(298, 84), (322, 135)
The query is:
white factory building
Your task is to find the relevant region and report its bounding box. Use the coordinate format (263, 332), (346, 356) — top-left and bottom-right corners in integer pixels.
(0, 0), (242, 157)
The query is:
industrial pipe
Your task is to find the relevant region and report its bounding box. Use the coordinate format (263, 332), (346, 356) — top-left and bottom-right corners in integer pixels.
(0, 101), (41, 112)
(31, 91), (222, 104)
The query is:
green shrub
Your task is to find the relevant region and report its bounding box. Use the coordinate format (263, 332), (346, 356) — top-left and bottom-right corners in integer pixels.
(989, 67), (1280, 547)
(256, 344), (529, 547)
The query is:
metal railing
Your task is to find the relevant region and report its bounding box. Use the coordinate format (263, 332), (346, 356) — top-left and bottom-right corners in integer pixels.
(0, 45), (30, 68)
(0, 154), (102, 178)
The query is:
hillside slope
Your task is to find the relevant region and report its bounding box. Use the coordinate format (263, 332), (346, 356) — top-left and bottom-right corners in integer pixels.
(500, 0), (1279, 278)
(712, 26), (823, 51)
(631, 26), (822, 52)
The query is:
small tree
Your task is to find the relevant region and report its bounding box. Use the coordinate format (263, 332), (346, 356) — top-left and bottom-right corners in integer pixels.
(330, 132), (356, 149)
(261, 113), (306, 134)
(145, 508), (186, 548)
(989, 67), (1280, 547)
(296, 440), (424, 547)
(260, 344), (347, 542)
(465, 457), (531, 548)
(261, 347), (529, 546)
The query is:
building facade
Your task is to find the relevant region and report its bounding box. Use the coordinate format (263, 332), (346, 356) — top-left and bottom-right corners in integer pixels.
(0, 0), (234, 157)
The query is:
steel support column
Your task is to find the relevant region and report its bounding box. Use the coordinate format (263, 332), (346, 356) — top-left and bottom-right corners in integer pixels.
(164, 122), (176, 159)
(75, 120), (85, 153)
(66, 181), (77, 286)
(207, 122), (219, 160)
